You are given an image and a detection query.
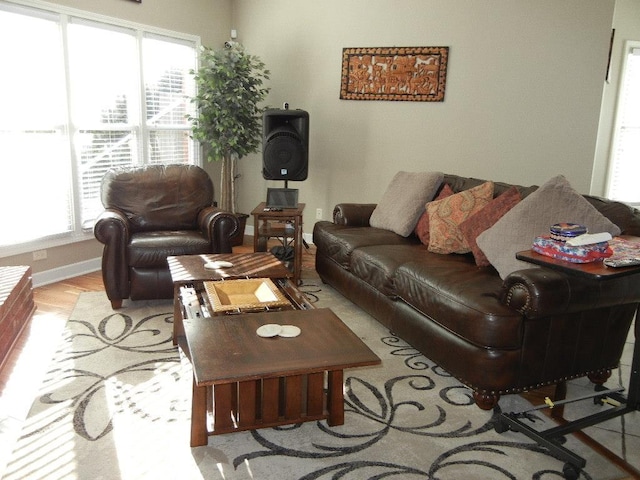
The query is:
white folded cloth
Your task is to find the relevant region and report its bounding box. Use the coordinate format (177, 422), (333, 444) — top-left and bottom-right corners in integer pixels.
(566, 232), (613, 246)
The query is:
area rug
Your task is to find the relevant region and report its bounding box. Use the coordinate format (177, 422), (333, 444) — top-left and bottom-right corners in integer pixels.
(3, 273), (625, 479)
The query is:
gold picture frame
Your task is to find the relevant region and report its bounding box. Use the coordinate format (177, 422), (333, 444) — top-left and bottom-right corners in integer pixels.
(340, 46), (449, 102)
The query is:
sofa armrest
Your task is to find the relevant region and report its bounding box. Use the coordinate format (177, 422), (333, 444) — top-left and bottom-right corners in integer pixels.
(198, 207), (239, 253)
(333, 203), (377, 227)
(94, 209), (131, 302)
(500, 267), (640, 319)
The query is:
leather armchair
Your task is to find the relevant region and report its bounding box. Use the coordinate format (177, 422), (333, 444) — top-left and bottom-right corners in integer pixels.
(94, 164), (238, 309)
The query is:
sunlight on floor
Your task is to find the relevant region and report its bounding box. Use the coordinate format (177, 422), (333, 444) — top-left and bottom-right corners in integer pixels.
(2, 401), (77, 480)
(106, 360), (204, 479)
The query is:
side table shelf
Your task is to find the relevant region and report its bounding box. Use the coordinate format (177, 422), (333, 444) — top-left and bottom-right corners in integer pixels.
(251, 202), (305, 285)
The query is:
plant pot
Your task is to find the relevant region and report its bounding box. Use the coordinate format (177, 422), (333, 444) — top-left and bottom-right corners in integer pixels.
(231, 213), (249, 247)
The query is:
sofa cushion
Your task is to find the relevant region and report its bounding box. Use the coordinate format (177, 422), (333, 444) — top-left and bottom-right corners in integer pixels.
(415, 183), (454, 245)
(459, 186), (521, 266)
(312, 221), (418, 269)
(476, 175), (622, 279)
(427, 181), (494, 254)
(349, 244), (426, 297)
(370, 171), (444, 237)
(392, 256), (524, 349)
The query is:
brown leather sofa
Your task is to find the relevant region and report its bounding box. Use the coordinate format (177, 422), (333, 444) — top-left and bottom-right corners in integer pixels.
(94, 164), (238, 309)
(313, 174), (640, 409)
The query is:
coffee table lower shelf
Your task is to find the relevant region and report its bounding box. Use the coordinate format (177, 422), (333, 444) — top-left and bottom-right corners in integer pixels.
(191, 369), (344, 445)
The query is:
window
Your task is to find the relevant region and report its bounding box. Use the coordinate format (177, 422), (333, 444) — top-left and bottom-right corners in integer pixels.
(606, 41), (640, 206)
(0, 1), (199, 253)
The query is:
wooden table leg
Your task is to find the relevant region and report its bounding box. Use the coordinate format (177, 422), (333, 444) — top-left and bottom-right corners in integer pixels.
(327, 370), (344, 426)
(190, 378), (208, 447)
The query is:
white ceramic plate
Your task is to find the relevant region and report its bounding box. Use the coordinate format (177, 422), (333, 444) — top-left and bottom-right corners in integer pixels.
(256, 324), (282, 338)
(278, 325), (301, 338)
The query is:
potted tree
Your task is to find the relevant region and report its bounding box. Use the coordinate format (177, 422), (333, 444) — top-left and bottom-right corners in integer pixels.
(189, 43), (270, 244)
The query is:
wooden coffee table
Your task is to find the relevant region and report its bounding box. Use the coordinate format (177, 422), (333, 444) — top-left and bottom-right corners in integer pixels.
(183, 308), (381, 446)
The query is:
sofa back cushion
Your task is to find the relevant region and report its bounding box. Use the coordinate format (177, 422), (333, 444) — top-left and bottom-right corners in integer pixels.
(101, 164), (214, 232)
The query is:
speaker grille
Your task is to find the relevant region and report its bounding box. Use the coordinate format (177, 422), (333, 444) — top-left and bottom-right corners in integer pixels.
(263, 126), (307, 180)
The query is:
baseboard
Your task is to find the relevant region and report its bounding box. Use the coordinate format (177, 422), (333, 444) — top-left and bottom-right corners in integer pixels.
(32, 257), (102, 288)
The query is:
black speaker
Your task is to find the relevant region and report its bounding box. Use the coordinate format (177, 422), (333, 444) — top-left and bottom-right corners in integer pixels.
(262, 109), (309, 181)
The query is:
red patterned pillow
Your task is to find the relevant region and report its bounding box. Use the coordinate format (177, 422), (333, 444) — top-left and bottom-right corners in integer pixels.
(427, 181), (494, 254)
(415, 184), (454, 245)
(459, 186), (521, 266)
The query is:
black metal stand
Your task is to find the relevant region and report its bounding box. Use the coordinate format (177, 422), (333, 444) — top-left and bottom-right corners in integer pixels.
(496, 321), (640, 479)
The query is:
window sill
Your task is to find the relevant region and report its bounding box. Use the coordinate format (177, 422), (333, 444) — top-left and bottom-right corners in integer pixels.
(0, 231), (96, 259)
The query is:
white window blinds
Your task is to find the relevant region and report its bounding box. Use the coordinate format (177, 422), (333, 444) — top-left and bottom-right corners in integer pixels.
(0, 5), (73, 247)
(607, 42), (640, 206)
(0, 2), (199, 249)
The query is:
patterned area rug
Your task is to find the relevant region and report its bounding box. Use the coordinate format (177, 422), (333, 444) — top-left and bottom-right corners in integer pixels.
(3, 274), (624, 479)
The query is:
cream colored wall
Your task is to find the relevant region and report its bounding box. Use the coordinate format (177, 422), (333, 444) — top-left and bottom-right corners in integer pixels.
(231, 0), (615, 236)
(0, 0), (232, 276)
(591, 0), (640, 197)
(41, 0), (231, 47)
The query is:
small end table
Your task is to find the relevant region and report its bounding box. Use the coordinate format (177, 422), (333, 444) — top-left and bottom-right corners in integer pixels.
(251, 202), (305, 285)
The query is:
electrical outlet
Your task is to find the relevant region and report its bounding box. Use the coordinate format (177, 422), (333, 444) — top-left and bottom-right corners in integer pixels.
(33, 249), (47, 261)
(316, 208), (322, 220)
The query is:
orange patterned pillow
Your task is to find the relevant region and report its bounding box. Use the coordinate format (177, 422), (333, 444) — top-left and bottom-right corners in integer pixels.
(427, 181), (494, 254)
(415, 183), (454, 245)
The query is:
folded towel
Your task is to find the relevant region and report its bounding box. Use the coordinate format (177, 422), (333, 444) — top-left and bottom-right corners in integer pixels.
(566, 232), (613, 246)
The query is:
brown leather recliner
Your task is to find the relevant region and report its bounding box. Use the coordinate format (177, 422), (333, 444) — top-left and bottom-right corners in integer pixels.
(94, 164), (238, 309)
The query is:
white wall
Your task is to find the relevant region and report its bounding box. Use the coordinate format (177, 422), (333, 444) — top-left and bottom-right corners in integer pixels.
(231, 0), (615, 234)
(41, 0), (231, 47)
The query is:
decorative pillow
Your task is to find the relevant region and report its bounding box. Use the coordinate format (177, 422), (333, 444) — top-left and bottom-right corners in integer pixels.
(427, 181), (495, 254)
(476, 175), (622, 279)
(459, 186), (521, 266)
(370, 171), (444, 237)
(415, 183), (454, 245)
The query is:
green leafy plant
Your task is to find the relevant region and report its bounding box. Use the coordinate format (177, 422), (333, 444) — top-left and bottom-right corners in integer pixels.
(189, 43), (270, 213)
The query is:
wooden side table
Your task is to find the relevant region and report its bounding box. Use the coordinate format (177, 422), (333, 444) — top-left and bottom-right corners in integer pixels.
(251, 202), (305, 285)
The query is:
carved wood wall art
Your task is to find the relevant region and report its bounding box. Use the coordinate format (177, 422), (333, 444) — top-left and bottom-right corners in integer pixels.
(340, 46), (449, 102)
